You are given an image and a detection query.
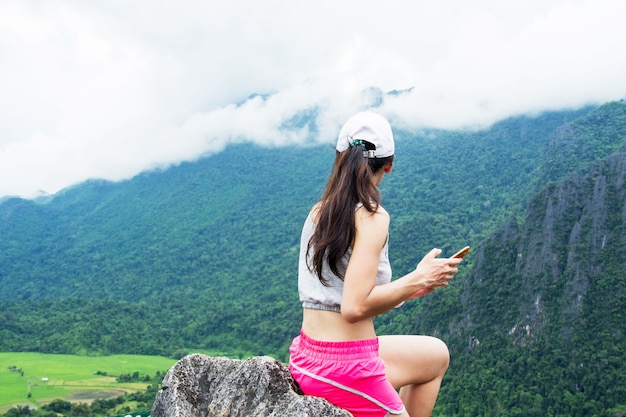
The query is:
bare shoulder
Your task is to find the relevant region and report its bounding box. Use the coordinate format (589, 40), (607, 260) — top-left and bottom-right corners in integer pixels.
(375, 204), (389, 217)
(355, 204), (390, 231)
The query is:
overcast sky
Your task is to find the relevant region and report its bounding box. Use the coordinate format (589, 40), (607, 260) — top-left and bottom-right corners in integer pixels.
(1, 0), (625, 198)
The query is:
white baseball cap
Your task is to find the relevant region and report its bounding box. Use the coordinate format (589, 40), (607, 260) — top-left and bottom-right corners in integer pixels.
(336, 111), (395, 158)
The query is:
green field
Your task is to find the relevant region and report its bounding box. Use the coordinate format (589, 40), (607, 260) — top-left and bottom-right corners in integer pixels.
(0, 352), (177, 413)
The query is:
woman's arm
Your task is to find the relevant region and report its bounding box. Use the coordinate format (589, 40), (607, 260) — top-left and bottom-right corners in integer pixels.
(341, 207), (461, 323)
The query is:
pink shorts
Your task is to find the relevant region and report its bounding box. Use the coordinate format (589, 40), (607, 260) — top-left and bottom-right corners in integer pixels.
(289, 331), (405, 417)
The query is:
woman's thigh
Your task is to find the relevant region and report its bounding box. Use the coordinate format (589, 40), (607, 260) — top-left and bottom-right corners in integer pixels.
(378, 335), (450, 389)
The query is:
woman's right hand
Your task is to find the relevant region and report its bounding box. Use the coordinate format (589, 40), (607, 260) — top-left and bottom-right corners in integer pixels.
(407, 248), (462, 298)
(405, 287), (434, 301)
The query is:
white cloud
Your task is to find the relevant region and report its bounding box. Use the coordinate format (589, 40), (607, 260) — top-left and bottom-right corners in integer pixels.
(1, 0), (625, 198)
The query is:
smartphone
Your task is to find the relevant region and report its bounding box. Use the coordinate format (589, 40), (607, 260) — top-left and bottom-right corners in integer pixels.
(451, 246), (471, 258)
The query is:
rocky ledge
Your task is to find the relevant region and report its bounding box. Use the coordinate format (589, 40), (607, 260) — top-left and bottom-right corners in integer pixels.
(151, 354), (351, 417)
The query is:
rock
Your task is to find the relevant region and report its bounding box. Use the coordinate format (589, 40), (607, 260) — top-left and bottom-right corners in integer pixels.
(151, 354), (352, 417)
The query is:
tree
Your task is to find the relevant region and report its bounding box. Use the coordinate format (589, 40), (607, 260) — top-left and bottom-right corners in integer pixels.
(43, 399), (71, 413)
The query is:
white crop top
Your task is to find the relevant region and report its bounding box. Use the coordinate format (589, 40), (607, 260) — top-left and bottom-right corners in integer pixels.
(297, 208), (392, 313)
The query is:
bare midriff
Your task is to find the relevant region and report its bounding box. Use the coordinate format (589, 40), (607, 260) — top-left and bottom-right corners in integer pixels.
(301, 308), (377, 342)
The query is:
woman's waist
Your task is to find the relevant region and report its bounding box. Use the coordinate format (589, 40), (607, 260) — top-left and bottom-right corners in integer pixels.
(291, 329), (379, 361)
(301, 308), (376, 342)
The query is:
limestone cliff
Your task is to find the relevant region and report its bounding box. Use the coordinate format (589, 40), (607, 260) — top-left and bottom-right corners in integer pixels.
(460, 153), (626, 347)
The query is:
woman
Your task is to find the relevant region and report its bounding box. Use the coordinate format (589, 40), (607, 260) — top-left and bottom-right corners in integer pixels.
(289, 111), (463, 417)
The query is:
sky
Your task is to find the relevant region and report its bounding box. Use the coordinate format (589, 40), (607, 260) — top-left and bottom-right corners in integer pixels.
(1, 0), (626, 198)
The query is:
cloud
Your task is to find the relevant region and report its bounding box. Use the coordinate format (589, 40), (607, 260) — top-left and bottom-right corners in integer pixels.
(1, 0), (625, 198)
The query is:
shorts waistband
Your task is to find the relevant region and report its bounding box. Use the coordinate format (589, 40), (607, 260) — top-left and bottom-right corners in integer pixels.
(296, 330), (379, 361)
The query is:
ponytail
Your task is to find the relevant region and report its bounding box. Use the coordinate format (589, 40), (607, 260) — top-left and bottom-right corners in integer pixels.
(307, 142), (394, 285)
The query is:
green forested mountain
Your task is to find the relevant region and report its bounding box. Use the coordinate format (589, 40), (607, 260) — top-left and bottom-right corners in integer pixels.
(1, 101), (625, 415)
(430, 153), (626, 416)
(542, 101), (626, 183)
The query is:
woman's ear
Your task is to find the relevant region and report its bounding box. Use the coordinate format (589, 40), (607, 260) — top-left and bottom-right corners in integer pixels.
(383, 163), (393, 174)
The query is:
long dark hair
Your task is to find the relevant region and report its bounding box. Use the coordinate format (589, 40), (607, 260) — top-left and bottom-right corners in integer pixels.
(307, 141), (394, 285)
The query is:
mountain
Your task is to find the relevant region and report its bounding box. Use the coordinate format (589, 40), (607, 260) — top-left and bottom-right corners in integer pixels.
(424, 152), (626, 416)
(409, 102), (626, 416)
(1, 101), (626, 415)
(541, 101), (626, 183)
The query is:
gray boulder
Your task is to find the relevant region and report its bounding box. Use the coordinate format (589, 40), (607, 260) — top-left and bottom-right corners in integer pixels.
(151, 354), (352, 417)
